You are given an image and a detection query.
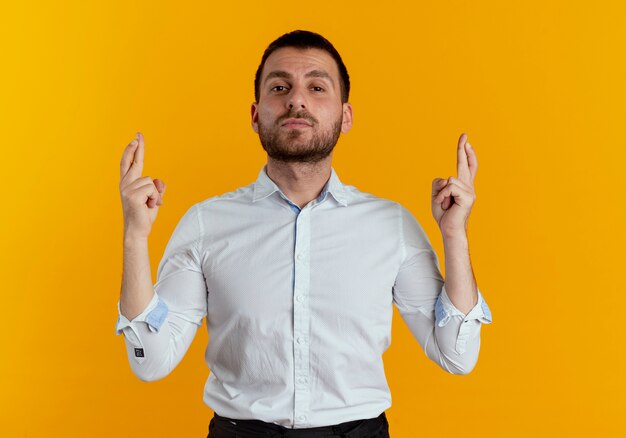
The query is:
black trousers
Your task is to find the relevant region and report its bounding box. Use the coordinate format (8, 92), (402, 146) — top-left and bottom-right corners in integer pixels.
(207, 411), (390, 438)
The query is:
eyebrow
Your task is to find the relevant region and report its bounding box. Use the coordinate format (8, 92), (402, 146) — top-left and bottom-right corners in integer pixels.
(264, 69), (335, 85)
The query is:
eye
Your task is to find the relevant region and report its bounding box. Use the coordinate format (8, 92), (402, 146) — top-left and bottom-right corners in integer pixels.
(271, 85), (289, 92)
(311, 86), (324, 92)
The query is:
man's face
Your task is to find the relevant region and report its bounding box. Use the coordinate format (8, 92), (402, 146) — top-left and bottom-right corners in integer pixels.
(251, 47), (353, 163)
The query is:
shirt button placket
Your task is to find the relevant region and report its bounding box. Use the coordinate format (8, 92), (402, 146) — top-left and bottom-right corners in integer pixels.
(292, 207), (311, 427)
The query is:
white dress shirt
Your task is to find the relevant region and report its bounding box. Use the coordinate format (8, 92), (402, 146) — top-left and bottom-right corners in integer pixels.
(115, 165), (492, 428)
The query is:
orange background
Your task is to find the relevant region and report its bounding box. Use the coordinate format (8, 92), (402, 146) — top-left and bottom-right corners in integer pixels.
(1, 1), (624, 436)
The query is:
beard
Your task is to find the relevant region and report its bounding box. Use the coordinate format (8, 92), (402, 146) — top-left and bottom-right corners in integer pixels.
(258, 109), (343, 164)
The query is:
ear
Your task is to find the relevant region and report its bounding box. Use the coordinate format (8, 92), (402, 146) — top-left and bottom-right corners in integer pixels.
(341, 102), (353, 134)
(251, 102), (259, 133)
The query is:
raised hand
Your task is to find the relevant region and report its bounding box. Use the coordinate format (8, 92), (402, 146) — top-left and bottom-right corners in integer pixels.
(431, 133), (478, 238)
(119, 132), (166, 240)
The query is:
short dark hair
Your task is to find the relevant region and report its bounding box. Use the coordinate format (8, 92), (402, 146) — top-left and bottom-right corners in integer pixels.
(254, 30), (350, 103)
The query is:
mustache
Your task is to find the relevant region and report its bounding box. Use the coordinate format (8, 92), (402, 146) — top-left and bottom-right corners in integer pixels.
(278, 109), (318, 125)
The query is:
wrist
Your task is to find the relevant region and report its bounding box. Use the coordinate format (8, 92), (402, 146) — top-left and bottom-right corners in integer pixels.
(123, 231), (149, 247)
(441, 229), (468, 243)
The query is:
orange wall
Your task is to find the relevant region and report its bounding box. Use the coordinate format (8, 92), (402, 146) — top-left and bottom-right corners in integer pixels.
(1, 1), (624, 436)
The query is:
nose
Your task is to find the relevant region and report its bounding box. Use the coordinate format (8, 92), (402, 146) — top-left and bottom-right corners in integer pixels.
(287, 86), (307, 110)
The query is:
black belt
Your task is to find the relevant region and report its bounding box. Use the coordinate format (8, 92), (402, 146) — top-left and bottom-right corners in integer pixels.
(210, 411), (388, 437)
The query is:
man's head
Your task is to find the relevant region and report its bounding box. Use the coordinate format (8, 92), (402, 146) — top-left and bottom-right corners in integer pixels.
(254, 30), (350, 104)
(251, 30), (353, 164)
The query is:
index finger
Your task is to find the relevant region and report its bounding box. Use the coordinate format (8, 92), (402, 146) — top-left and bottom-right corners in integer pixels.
(122, 132), (145, 183)
(119, 135), (139, 180)
(456, 132), (471, 184)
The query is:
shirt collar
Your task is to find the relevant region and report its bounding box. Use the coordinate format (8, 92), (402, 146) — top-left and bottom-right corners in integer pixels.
(252, 164), (348, 207)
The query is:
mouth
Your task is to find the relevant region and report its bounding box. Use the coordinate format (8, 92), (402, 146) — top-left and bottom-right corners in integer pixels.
(281, 118), (313, 129)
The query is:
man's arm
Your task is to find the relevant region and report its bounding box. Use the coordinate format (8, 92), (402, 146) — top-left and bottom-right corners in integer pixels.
(392, 134), (491, 375)
(427, 133), (491, 371)
(116, 133), (206, 382)
(432, 133), (485, 315)
(392, 204), (492, 375)
(115, 209), (207, 384)
(119, 131), (164, 319)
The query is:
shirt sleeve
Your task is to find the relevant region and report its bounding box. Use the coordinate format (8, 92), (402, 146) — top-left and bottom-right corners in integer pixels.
(114, 204), (209, 382)
(115, 292), (168, 336)
(392, 204), (493, 375)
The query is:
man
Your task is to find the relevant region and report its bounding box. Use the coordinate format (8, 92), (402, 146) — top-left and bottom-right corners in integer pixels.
(116, 30), (492, 438)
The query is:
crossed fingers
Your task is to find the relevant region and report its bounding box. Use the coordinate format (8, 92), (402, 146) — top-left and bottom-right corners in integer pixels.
(431, 133), (478, 210)
(456, 132), (477, 185)
(120, 132), (144, 184)
(118, 132), (165, 207)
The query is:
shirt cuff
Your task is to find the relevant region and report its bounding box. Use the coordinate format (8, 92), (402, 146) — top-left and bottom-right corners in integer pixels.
(435, 285), (492, 328)
(434, 285), (492, 355)
(115, 293), (169, 336)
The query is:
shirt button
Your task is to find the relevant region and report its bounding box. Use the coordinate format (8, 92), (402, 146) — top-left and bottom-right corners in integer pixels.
(298, 415), (307, 421)
(296, 295), (305, 303)
(298, 377), (307, 383)
(297, 337), (305, 344)
(296, 253), (303, 260)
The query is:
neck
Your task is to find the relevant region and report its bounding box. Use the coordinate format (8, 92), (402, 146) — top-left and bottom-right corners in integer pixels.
(265, 155), (333, 209)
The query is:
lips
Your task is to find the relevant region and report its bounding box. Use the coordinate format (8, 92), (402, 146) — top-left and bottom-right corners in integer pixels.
(281, 118), (313, 128)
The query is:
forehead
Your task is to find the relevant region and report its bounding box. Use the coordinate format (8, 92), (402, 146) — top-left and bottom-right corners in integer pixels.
(261, 47), (340, 82)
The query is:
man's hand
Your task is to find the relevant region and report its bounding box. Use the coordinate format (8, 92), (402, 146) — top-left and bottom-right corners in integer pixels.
(119, 132), (166, 240)
(431, 133), (478, 238)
